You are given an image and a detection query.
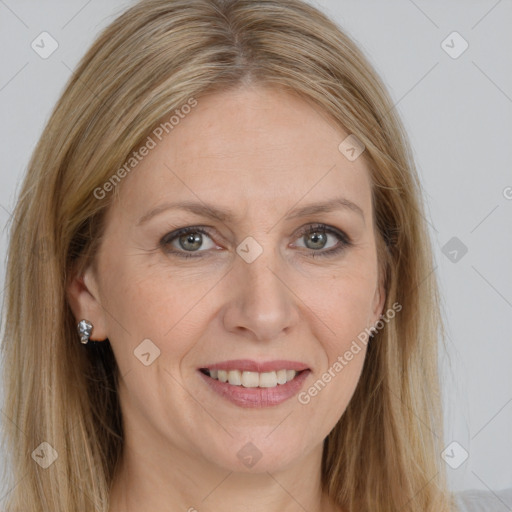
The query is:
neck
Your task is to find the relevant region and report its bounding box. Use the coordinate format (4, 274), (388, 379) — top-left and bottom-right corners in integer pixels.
(108, 430), (340, 512)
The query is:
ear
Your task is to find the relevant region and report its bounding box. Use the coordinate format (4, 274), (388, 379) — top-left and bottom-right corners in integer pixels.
(66, 263), (108, 341)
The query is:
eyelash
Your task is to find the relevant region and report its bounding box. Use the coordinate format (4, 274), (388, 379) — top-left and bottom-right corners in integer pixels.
(159, 223), (352, 260)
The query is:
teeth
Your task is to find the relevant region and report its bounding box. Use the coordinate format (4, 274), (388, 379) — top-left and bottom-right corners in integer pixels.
(277, 369), (287, 385)
(241, 371), (259, 388)
(206, 369), (300, 387)
(228, 370), (242, 385)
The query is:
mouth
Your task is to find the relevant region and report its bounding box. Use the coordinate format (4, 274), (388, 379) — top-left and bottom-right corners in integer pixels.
(199, 367), (308, 388)
(198, 365), (311, 408)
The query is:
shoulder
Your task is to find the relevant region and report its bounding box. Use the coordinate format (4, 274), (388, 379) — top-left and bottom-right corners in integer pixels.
(454, 488), (512, 512)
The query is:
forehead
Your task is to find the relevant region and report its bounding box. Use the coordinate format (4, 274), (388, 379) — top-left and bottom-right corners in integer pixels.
(113, 85), (373, 224)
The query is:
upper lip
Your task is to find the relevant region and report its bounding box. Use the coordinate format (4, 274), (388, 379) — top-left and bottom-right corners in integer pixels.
(199, 359), (310, 373)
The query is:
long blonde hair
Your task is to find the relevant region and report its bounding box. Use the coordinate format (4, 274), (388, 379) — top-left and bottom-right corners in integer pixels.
(1, 0), (454, 510)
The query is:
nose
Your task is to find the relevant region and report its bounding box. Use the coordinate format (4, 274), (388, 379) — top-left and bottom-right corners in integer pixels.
(221, 244), (300, 342)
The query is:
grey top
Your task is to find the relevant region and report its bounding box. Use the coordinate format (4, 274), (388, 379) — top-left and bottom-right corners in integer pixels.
(455, 488), (512, 512)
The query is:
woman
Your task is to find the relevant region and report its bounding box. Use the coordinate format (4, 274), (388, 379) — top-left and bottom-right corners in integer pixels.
(1, 0), (455, 510)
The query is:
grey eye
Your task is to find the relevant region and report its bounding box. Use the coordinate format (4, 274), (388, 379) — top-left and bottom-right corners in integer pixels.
(162, 228), (217, 254)
(178, 232), (204, 251)
(303, 231), (328, 250)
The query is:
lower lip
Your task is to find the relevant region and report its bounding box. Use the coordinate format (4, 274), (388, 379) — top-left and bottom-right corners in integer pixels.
(198, 369), (311, 408)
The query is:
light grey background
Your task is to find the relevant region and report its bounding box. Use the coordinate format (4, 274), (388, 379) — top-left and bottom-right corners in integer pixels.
(0, 0), (511, 500)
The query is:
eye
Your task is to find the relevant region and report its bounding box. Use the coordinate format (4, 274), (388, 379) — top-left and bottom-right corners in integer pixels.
(160, 227), (218, 258)
(160, 223), (351, 260)
(292, 223), (351, 258)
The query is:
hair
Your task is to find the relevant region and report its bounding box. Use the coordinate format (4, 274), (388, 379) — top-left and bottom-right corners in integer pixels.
(0, 0), (455, 510)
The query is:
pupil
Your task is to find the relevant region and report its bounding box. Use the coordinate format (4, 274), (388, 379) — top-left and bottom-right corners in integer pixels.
(180, 232), (202, 251)
(307, 232), (326, 249)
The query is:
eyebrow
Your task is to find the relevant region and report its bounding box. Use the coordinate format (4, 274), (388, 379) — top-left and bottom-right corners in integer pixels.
(137, 197), (365, 226)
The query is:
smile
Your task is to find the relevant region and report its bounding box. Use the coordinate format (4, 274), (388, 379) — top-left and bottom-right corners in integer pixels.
(197, 360), (311, 408)
(200, 368), (304, 388)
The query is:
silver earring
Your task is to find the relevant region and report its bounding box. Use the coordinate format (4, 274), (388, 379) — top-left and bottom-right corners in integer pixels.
(77, 319), (93, 344)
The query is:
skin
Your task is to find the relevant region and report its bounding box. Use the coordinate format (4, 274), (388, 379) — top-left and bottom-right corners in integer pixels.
(67, 84), (385, 512)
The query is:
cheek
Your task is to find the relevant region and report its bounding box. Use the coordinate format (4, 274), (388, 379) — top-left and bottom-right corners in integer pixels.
(296, 274), (372, 422)
(98, 251), (221, 373)
(292, 263), (376, 410)
(299, 265), (377, 346)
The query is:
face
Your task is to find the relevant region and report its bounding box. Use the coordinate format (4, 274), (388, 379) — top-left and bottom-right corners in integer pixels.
(67, 84), (385, 474)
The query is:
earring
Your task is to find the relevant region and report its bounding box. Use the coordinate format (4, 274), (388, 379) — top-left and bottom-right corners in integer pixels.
(77, 319), (93, 344)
